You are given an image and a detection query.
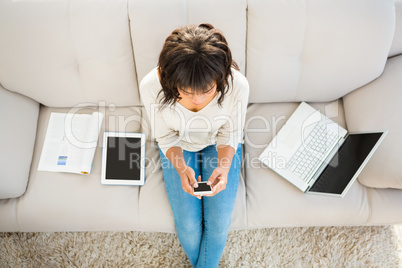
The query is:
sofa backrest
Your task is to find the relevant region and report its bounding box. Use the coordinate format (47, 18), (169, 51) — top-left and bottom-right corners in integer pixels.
(0, 0), (398, 107)
(246, 0), (396, 103)
(0, 0), (139, 108)
(128, 0), (247, 85)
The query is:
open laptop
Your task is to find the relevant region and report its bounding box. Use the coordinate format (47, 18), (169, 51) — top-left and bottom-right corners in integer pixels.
(258, 102), (387, 197)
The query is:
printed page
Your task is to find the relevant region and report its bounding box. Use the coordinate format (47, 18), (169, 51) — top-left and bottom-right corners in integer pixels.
(78, 112), (103, 173)
(38, 112), (103, 174)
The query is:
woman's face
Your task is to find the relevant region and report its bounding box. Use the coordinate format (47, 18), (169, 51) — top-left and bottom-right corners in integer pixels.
(178, 83), (217, 106)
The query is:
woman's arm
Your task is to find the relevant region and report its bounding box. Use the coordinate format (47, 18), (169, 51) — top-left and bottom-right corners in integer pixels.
(206, 72), (249, 196)
(206, 144), (236, 195)
(166, 146), (201, 198)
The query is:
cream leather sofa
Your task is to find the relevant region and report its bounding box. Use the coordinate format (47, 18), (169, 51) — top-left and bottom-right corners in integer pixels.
(1, 0), (402, 232)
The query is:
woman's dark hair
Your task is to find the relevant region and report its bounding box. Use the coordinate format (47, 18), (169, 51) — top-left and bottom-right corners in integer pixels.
(157, 23), (239, 108)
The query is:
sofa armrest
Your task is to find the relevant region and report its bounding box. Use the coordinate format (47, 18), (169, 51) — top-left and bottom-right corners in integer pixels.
(0, 85), (39, 199)
(343, 55), (402, 189)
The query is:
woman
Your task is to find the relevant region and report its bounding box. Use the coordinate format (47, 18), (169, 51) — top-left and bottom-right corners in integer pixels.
(140, 23), (249, 267)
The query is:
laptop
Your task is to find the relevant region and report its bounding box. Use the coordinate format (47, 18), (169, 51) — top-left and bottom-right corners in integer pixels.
(101, 132), (146, 186)
(258, 102), (387, 197)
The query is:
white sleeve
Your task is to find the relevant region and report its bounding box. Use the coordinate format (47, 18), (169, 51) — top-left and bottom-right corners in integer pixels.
(140, 73), (182, 156)
(216, 72), (250, 152)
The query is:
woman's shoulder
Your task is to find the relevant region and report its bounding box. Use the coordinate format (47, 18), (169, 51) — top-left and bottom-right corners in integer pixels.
(228, 68), (250, 99)
(231, 68), (248, 85)
(140, 68), (159, 90)
(139, 68), (161, 100)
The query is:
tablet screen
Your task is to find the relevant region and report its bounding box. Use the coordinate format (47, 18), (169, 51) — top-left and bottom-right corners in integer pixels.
(105, 136), (142, 181)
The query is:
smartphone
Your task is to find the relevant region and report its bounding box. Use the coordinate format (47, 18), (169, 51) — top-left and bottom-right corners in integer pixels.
(193, 182), (213, 195)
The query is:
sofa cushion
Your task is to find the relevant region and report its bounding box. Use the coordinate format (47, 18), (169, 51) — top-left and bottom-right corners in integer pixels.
(389, 0), (402, 57)
(0, 86), (39, 199)
(0, 199), (19, 231)
(129, 0), (247, 85)
(247, 0), (395, 103)
(0, 0), (139, 107)
(244, 101), (371, 227)
(366, 188), (402, 225)
(343, 55), (402, 189)
(17, 106), (143, 231)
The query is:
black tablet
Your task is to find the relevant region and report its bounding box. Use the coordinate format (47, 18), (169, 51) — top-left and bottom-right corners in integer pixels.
(101, 132), (146, 186)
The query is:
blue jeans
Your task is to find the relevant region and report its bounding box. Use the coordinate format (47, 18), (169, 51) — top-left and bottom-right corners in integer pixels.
(159, 143), (242, 268)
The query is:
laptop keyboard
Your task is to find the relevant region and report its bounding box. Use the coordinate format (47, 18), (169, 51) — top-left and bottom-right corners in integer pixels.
(286, 122), (339, 182)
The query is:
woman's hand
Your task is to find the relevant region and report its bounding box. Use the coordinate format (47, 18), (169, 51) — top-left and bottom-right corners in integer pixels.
(165, 147), (202, 199)
(202, 145), (235, 197)
(179, 166), (202, 199)
(204, 167), (230, 196)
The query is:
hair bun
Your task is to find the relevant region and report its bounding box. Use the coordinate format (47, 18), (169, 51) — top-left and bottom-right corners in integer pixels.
(198, 23), (214, 30)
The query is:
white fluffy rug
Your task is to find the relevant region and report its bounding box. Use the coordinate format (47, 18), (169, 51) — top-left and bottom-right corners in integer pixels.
(1, 225), (402, 267)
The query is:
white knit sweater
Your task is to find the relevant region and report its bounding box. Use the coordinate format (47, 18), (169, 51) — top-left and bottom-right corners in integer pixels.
(140, 68), (250, 156)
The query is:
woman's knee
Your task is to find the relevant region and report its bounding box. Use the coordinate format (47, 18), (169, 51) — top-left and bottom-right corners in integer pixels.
(174, 214), (203, 235)
(204, 212), (232, 235)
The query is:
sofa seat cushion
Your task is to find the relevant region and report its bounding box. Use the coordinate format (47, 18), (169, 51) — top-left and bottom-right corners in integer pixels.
(0, 199), (19, 231)
(17, 106), (143, 232)
(343, 55), (402, 189)
(365, 188), (402, 225)
(244, 101), (371, 227)
(0, 86), (39, 199)
(137, 107), (248, 232)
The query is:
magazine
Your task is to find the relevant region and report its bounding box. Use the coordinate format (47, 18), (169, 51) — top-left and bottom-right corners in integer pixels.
(38, 112), (104, 174)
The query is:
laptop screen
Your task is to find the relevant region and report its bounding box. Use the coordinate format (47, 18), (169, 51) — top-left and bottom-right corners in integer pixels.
(309, 132), (384, 195)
